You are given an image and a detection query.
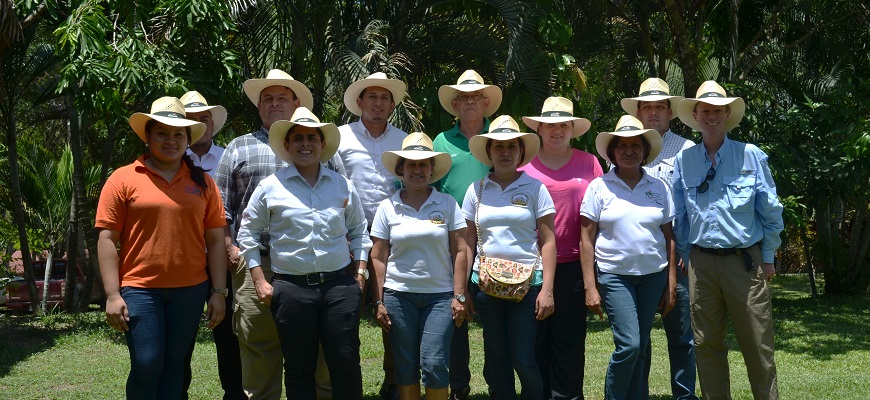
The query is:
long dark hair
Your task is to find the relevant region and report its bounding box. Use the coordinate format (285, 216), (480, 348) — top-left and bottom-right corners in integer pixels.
(145, 120), (208, 190)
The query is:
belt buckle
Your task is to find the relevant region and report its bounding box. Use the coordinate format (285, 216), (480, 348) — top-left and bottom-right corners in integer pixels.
(306, 273), (323, 285)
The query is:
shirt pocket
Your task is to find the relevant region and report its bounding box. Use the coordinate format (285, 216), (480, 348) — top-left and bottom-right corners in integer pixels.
(724, 175), (755, 213)
(682, 175), (705, 209)
(320, 207), (347, 238)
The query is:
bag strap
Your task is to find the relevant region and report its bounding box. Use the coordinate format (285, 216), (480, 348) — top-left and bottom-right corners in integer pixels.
(474, 178), (541, 269)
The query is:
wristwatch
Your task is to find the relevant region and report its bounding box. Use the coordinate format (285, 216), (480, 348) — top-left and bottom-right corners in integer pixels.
(374, 300), (385, 307)
(453, 293), (466, 303)
(211, 287), (229, 297)
(357, 268), (369, 280)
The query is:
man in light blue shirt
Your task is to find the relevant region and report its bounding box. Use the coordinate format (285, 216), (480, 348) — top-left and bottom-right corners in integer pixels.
(673, 81), (783, 400)
(237, 107), (371, 400)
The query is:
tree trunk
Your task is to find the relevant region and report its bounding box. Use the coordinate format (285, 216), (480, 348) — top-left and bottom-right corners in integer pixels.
(801, 219), (818, 297)
(4, 104), (40, 314)
(68, 90), (103, 309)
(64, 191), (79, 312)
(40, 251), (53, 313)
(661, 0), (703, 95)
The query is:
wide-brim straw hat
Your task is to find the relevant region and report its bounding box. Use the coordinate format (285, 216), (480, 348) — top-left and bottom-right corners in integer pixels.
(243, 69), (314, 109)
(343, 72), (406, 116)
(595, 115), (663, 165)
(469, 115), (540, 168)
(268, 107), (340, 163)
(382, 132), (452, 184)
(677, 80), (745, 132)
(438, 70), (503, 118)
(129, 96), (206, 144)
(522, 96), (591, 138)
(620, 77), (684, 119)
(181, 91), (228, 134)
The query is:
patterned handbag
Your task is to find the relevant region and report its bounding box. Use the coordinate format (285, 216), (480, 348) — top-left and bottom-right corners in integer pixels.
(474, 180), (539, 302)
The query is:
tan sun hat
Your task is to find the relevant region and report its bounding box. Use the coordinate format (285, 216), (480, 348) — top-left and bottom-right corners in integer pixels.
(438, 70), (503, 118)
(382, 132), (452, 184)
(522, 96), (591, 138)
(242, 69), (314, 109)
(343, 72), (406, 116)
(129, 96), (206, 144)
(268, 107), (340, 163)
(181, 91), (228, 134)
(469, 115), (540, 168)
(620, 78), (684, 119)
(677, 80), (745, 132)
(594, 115), (663, 165)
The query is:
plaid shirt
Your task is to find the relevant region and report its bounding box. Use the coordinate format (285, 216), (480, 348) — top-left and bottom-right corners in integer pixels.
(214, 128), (346, 245)
(644, 130), (695, 186)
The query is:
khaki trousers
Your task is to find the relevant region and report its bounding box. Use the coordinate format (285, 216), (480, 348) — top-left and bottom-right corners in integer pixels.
(688, 245), (778, 400)
(233, 258), (332, 399)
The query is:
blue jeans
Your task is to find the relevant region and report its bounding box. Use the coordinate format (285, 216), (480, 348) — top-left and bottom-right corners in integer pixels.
(122, 281), (208, 400)
(384, 290), (454, 388)
(598, 269), (667, 400)
(474, 283), (543, 400)
(644, 272), (698, 399)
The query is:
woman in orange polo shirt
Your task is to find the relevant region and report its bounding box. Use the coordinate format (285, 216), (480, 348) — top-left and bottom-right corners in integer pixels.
(96, 97), (228, 400)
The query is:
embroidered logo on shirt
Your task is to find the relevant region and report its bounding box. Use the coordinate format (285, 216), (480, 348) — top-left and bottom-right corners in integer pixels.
(429, 211), (446, 224)
(185, 185), (203, 196)
(645, 190), (663, 205)
(511, 193), (530, 207)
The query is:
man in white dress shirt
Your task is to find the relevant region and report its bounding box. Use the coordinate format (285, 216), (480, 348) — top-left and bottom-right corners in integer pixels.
(182, 91), (227, 177)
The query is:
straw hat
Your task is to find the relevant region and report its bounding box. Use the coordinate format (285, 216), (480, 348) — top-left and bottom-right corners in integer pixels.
(268, 107), (340, 163)
(522, 96), (591, 138)
(343, 72), (406, 116)
(129, 96), (206, 144)
(242, 69), (314, 109)
(620, 78), (684, 119)
(469, 115), (540, 168)
(594, 115), (663, 165)
(677, 81), (745, 132)
(438, 70), (503, 117)
(382, 132), (452, 184)
(180, 91), (228, 134)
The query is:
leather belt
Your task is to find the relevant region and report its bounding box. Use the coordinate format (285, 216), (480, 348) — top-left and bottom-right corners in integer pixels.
(273, 266), (350, 286)
(694, 243), (758, 271)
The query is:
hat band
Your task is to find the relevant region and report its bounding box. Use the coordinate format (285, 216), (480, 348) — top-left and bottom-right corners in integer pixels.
(491, 128), (520, 133)
(541, 111), (573, 117)
(153, 111), (185, 119)
(184, 101), (208, 107)
(402, 145), (433, 151)
(459, 79), (483, 85)
(294, 117), (318, 123)
(615, 126), (641, 132)
(699, 91), (725, 98)
(639, 89), (669, 96)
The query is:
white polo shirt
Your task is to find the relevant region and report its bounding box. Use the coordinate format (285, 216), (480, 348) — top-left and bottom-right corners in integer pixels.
(461, 172), (555, 272)
(580, 170), (674, 276)
(186, 142), (225, 178)
(371, 189), (466, 293)
(336, 120), (408, 224)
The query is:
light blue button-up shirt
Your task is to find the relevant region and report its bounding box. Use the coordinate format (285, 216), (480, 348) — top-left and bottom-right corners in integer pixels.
(672, 136), (783, 263)
(237, 163), (372, 275)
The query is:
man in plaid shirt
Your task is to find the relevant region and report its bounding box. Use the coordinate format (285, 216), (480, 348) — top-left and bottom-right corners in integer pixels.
(621, 77), (698, 400)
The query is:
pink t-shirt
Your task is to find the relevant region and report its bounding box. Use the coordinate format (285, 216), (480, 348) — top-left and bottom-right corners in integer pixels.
(520, 149), (603, 263)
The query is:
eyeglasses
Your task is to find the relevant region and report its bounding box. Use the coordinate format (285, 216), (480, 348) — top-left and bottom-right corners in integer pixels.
(697, 167), (716, 193)
(456, 94), (485, 102)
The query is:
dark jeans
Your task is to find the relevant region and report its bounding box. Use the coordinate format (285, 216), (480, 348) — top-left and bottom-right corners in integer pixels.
(271, 272), (363, 400)
(183, 272), (246, 400)
(474, 283), (543, 400)
(535, 261), (586, 400)
(450, 278), (495, 392)
(643, 272), (698, 400)
(122, 281), (208, 400)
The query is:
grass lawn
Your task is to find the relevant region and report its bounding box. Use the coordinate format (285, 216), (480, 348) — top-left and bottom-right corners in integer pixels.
(1, 275), (868, 399)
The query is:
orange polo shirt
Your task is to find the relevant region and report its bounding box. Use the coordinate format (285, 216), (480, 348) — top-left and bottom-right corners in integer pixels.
(95, 156), (226, 288)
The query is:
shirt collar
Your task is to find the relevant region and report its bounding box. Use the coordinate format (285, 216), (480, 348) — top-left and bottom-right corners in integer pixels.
(352, 120), (395, 140)
(283, 162), (331, 185)
(450, 118), (491, 138)
(602, 169), (656, 188)
(390, 188), (442, 210)
(482, 171), (532, 191)
(701, 135), (732, 164)
(185, 141), (222, 158)
(133, 155), (191, 184)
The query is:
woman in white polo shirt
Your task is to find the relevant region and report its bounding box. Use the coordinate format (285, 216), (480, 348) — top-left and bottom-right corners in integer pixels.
(580, 115), (677, 400)
(462, 116), (556, 400)
(370, 132), (469, 400)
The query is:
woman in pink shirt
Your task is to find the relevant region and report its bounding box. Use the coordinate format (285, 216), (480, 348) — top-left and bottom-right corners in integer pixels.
(519, 96), (602, 399)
